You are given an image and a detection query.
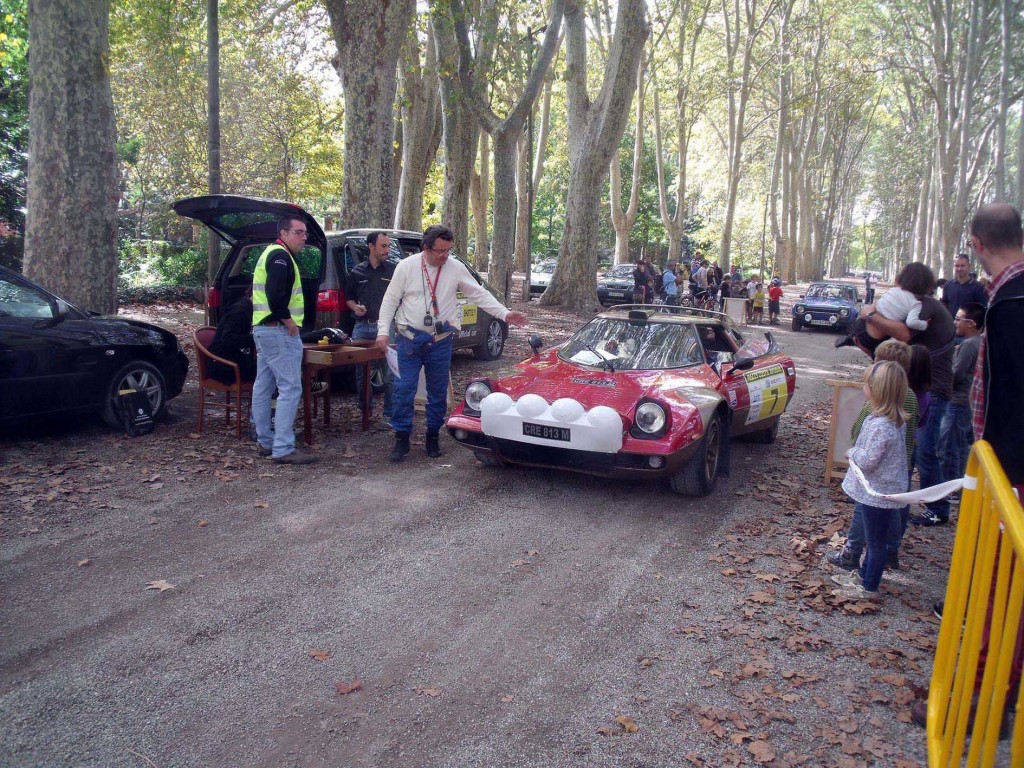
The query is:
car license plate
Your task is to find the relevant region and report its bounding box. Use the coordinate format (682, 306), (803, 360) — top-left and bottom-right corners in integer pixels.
(523, 422), (571, 441)
(608, 291), (624, 298)
(810, 319), (832, 326)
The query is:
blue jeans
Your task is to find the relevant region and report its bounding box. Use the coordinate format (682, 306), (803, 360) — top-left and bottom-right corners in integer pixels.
(252, 325), (303, 459)
(858, 502), (896, 592)
(845, 472), (911, 558)
(940, 402), (973, 481)
(391, 332), (453, 434)
(352, 319), (393, 419)
(917, 394), (951, 518)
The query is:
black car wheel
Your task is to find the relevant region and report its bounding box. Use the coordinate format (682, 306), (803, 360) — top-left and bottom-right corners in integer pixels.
(755, 417), (780, 444)
(473, 319), (506, 361)
(101, 360), (168, 428)
(791, 317), (802, 331)
(670, 415), (721, 496)
(473, 449), (499, 467)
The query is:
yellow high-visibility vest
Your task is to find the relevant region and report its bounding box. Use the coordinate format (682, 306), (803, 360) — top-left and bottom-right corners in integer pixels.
(252, 243), (304, 327)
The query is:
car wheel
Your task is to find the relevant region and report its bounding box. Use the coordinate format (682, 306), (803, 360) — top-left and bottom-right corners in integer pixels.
(755, 417), (779, 444)
(670, 414), (722, 496)
(473, 450), (499, 467)
(473, 319), (506, 361)
(101, 360), (168, 428)
(791, 318), (801, 331)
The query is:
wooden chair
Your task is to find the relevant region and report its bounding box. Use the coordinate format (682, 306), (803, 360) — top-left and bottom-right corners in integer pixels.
(193, 326), (253, 438)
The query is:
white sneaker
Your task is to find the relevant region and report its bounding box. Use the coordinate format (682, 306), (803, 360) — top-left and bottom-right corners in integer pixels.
(830, 571), (860, 588)
(831, 584), (880, 601)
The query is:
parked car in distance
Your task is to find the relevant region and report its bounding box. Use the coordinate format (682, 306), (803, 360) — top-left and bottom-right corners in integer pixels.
(0, 265), (189, 427)
(529, 260), (557, 297)
(447, 304), (796, 496)
(173, 195), (509, 361)
(596, 263), (636, 306)
(791, 282), (861, 332)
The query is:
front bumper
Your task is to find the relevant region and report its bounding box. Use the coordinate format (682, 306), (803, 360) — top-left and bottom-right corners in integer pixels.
(793, 309), (854, 329)
(597, 285), (632, 304)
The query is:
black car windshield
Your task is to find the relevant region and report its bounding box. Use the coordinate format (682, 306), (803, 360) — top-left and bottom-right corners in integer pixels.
(558, 317), (705, 370)
(806, 284), (848, 300)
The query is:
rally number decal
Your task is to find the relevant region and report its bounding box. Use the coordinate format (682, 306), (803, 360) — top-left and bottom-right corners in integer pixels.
(742, 364), (788, 425)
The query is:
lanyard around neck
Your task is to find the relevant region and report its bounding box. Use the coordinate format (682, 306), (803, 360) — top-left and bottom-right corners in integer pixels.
(421, 256), (443, 318)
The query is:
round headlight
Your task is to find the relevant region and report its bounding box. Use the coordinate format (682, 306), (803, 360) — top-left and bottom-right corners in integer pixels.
(794, 305), (805, 314)
(839, 308), (849, 317)
(465, 381), (492, 411)
(635, 402), (667, 434)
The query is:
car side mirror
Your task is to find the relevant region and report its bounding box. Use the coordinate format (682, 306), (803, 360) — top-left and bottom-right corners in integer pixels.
(35, 300), (70, 328)
(529, 334), (544, 355)
(729, 356), (756, 374)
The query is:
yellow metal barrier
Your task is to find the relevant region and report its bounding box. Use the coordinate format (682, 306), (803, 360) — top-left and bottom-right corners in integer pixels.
(928, 440), (1024, 767)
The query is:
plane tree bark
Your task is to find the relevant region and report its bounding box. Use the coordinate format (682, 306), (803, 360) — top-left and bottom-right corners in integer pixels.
(540, 0), (649, 311)
(24, 0), (119, 313)
(325, 0), (414, 228)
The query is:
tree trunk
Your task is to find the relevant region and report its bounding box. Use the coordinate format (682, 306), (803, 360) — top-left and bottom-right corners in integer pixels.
(24, 0), (119, 314)
(325, 0), (414, 228)
(540, 0), (649, 310)
(394, 24), (442, 232)
(470, 130), (490, 270)
(206, 0), (221, 287)
(515, 133), (530, 274)
(609, 58), (646, 266)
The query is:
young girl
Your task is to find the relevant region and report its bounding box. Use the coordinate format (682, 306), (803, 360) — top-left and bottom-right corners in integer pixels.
(836, 262), (935, 356)
(832, 361), (909, 600)
(752, 283), (765, 324)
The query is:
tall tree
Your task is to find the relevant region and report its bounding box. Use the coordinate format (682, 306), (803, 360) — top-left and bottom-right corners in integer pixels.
(609, 57), (646, 265)
(206, 0), (221, 285)
(324, 0), (415, 228)
(24, 0), (119, 312)
(540, 0), (649, 310)
(453, 0), (565, 302)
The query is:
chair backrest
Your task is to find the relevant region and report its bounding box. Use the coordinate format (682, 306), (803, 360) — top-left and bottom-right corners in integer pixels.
(193, 326), (217, 379)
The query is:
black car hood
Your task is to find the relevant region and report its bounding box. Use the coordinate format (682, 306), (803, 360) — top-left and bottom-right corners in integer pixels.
(172, 195), (327, 251)
(89, 314), (181, 348)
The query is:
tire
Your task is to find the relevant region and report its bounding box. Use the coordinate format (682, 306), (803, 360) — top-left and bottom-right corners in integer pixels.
(755, 417), (779, 444)
(100, 360), (168, 428)
(670, 415), (722, 496)
(791, 317), (802, 331)
(473, 318), (506, 361)
(473, 450), (499, 467)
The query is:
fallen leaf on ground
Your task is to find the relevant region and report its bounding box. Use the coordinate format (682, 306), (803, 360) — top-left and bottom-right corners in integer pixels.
(308, 649), (332, 661)
(342, 446), (357, 458)
(198, 520), (209, 527)
(748, 740), (776, 763)
(615, 715), (639, 733)
(413, 686), (442, 697)
(144, 579), (175, 592)
(335, 679), (362, 695)
(77, 559), (91, 567)
(500, 694), (514, 702)
(596, 725), (617, 736)
(254, 501), (269, 509)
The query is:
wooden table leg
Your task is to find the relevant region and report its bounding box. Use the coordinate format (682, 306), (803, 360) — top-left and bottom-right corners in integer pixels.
(361, 362), (371, 431)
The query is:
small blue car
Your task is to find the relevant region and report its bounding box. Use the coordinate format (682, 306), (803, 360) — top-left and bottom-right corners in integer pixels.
(791, 282), (861, 332)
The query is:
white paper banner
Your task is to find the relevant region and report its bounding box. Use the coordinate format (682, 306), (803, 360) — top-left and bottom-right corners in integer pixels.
(847, 458), (969, 504)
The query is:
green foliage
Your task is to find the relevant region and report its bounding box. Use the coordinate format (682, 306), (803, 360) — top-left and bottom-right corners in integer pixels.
(118, 239), (205, 289)
(0, 0), (27, 255)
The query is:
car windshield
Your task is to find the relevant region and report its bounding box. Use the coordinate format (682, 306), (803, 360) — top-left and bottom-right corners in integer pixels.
(603, 265), (633, 279)
(533, 262), (556, 274)
(806, 284), (847, 300)
(558, 317), (705, 371)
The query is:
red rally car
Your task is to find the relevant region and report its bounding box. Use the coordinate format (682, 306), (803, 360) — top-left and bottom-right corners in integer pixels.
(446, 305), (797, 496)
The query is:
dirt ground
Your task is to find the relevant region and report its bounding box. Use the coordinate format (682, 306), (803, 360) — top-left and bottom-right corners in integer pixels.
(1, 285), (967, 767)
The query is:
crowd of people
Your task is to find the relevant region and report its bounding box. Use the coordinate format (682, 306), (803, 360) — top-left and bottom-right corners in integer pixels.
(829, 202), (1024, 733)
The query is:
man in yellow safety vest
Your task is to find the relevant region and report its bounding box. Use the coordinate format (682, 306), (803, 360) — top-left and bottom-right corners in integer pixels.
(251, 216), (317, 465)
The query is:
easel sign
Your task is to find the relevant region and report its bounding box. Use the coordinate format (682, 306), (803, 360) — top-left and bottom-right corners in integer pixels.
(825, 379), (866, 483)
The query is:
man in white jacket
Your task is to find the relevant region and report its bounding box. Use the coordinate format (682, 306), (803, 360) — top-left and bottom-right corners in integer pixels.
(375, 225), (528, 461)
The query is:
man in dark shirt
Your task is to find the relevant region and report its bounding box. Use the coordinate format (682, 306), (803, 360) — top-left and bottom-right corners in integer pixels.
(866, 280), (955, 525)
(208, 293), (256, 385)
(345, 231), (395, 419)
(941, 253), (988, 319)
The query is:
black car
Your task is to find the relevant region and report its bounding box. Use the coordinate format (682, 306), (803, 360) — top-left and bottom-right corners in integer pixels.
(173, 195), (509, 360)
(596, 264), (636, 306)
(0, 266), (189, 427)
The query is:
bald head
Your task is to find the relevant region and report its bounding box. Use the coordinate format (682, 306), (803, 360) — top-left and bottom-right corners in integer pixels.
(970, 203), (1023, 251)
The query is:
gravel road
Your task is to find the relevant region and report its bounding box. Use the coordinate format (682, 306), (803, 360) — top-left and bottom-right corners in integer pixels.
(1, 289), (957, 767)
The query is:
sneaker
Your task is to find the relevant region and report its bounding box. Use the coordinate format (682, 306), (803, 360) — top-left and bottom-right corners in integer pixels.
(912, 512), (949, 527)
(426, 432), (441, 458)
(831, 584), (880, 600)
(933, 601), (944, 620)
(826, 548), (861, 569)
(831, 571), (861, 588)
(273, 449), (317, 465)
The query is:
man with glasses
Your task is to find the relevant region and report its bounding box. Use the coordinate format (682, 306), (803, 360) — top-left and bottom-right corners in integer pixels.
(345, 231), (395, 420)
(945, 301), (984, 478)
(251, 216), (316, 465)
(375, 224), (527, 461)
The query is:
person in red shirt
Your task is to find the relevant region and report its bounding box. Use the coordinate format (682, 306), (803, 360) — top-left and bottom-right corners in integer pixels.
(767, 279), (783, 325)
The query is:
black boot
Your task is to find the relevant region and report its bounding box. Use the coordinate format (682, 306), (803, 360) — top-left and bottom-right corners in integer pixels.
(425, 432), (441, 458)
(389, 432), (410, 462)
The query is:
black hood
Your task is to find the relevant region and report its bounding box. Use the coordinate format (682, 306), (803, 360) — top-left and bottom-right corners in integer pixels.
(172, 195), (327, 251)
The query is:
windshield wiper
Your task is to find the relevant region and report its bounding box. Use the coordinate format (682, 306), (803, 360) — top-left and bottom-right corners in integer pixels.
(584, 342), (615, 372)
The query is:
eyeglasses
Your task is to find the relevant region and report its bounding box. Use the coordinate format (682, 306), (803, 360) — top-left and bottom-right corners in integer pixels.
(429, 246), (452, 255)
(289, 229), (307, 236)
(953, 317), (975, 324)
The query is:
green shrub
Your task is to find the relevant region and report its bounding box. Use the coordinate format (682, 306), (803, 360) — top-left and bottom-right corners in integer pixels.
(118, 240), (206, 289)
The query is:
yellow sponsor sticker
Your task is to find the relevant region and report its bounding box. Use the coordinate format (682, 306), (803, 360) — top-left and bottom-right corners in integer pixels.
(742, 364), (788, 425)
(462, 303), (478, 325)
